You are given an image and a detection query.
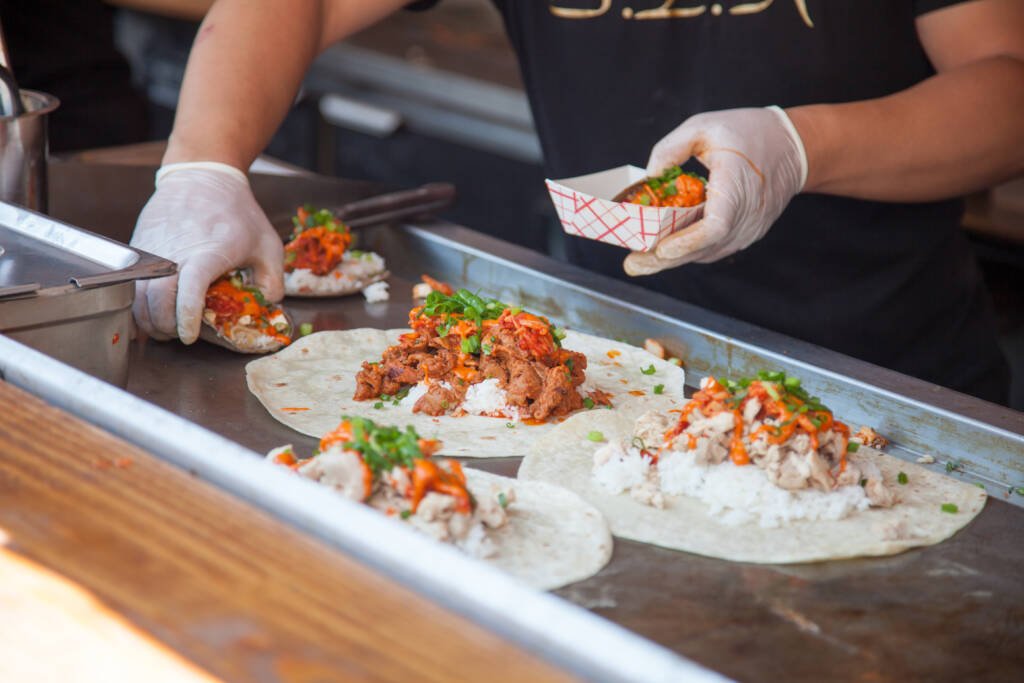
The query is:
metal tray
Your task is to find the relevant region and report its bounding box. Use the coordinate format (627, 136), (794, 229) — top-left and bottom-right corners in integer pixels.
(101, 219), (1024, 683)
(0, 201), (175, 385)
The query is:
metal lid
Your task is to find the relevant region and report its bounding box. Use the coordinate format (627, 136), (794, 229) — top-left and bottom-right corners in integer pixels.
(0, 200), (175, 300)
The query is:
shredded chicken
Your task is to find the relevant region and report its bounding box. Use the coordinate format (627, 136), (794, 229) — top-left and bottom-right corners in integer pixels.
(854, 426), (889, 450)
(294, 444), (512, 557)
(297, 451), (368, 502)
(657, 376), (897, 508)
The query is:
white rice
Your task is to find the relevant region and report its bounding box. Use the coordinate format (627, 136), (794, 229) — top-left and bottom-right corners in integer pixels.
(284, 251), (386, 295)
(656, 450), (871, 528)
(592, 443), (651, 494)
(591, 440), (872, 529)
(361, 281), (389, 303)
(461, 378), (509, 416)
(400, 381), (431, 407)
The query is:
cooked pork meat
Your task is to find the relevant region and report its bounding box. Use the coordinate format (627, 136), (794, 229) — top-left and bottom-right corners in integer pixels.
(354, 289), (607, 420)
(414, 382), (463, 416)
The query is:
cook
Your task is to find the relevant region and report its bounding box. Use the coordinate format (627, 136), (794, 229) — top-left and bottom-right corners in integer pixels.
(129, 0), (1024, 405)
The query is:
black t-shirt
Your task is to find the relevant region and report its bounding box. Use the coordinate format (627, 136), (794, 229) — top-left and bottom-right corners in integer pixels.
(460, 0), (1005, 403)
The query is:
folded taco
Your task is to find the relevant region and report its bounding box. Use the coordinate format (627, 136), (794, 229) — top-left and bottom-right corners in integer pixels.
(520, 371), (986, 563)
(283, 205), (387, 297)
(201, 271), (292, 353)
(246, 290), (685, 456)
(267, 416), (612, 590)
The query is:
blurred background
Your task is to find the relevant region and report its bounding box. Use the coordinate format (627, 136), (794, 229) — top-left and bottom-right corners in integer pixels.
(4, 0), (1021, 407)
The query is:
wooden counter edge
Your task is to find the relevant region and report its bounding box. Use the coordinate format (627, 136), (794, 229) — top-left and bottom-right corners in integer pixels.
(0, 379), (576, 683)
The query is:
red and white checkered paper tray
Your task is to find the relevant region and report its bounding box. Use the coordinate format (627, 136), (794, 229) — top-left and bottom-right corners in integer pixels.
(546, 165), (705, 252)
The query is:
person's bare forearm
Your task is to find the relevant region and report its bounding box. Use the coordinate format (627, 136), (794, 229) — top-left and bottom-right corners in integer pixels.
(163, 0), (405, 170)
(788, 56), (1024, 202)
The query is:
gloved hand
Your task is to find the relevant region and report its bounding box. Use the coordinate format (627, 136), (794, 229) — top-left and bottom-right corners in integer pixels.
(624, 106), (807, 276)
(130, 162), (284, 344)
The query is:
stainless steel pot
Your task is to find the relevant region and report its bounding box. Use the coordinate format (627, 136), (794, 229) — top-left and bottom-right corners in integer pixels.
(1, 89), (59, 212)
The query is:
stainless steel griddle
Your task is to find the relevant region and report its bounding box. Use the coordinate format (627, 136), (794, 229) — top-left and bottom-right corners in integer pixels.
(45, 161), (1024, 683)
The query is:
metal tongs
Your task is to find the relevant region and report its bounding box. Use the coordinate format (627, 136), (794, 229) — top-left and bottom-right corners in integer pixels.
(0, 18), (24, 117)
(270, 182), (457, 237)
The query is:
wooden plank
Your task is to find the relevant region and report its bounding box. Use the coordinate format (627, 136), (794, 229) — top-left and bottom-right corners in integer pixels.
(0, 380), (575, 683)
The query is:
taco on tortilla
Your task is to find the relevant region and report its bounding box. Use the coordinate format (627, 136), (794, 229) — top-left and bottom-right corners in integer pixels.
(267, 416), (612, 590)
(246, 297), (685, 456)
(520, 371), (987, 564)
(283, 205), (387, 297)
(201, 271), (292, 353)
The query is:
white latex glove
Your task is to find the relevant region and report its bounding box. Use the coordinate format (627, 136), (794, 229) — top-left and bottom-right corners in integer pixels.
(130, 162), (284, 343)
(624, 106), (807, 276)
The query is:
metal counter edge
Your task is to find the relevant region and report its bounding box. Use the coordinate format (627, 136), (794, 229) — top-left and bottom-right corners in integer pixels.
(0, 334), (731, 683)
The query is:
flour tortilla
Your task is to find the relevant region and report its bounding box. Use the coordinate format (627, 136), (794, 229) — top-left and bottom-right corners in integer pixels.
(463, 468), (612, 590)
(200, 313), (292, 355)
(519, 411), (987, 564)
(245, 328), (685, 456)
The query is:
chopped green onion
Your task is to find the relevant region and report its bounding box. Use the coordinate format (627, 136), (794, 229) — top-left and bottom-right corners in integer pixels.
(975, 483), (985, 490)
(897, 472), (908, 485)
(506, 422), (515, 429)
(587, 430), (604, 442)
(1016, 487), (1024, 496)
(653, 384), (665, 395)
(583, 397), (595, 409)
(846, 442), (860, 453)
(641, 364), (656, 375)
(764, 383), (781, 401)
(636, 194), (652, 206)
(373, 402), (384, 409)
(498, 492), (509, 509)
(941, 503), (959, 514)
(460, 335), (481, 354)
(400, 510), (412, 519)
(299, 322), (314, 337)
